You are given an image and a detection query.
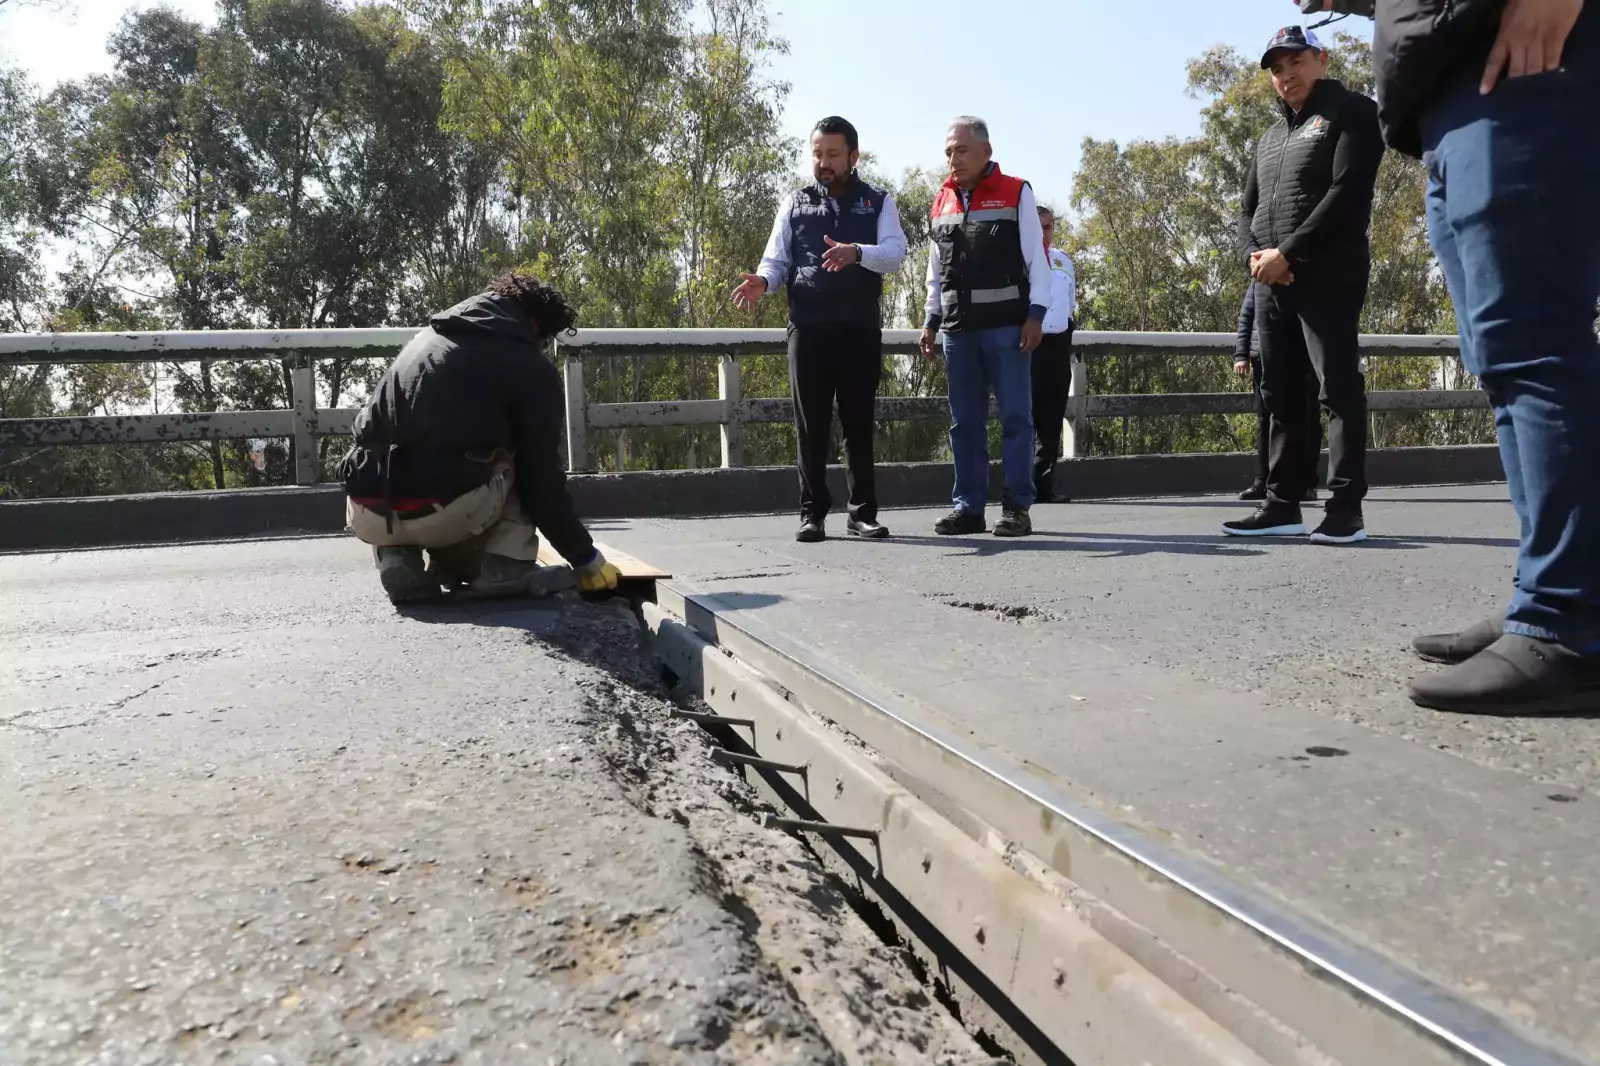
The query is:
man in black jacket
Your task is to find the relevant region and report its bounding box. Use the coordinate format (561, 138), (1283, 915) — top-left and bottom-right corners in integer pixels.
(1306, 0), (1600, 713)
(1223, 26), (1384, 545)
(338, 273), (620, 605)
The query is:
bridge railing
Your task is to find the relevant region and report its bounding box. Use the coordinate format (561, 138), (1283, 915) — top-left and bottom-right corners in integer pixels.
(0, 327), (1475, 485)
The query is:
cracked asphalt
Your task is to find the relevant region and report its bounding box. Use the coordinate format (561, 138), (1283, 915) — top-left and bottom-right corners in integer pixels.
(0, 538), (999, 1066)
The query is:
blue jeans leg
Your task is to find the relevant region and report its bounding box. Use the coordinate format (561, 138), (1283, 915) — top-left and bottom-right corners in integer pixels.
(983, 326), (1036, 509)
(942, 330), (991, 515)
(1421, 12), (1600, 647)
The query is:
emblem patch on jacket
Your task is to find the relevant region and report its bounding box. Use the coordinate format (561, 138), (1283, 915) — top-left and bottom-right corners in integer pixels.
(1298, 115), (1330, 140)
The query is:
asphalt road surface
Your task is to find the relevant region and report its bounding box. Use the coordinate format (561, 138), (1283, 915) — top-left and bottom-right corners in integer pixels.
(0, 538), (999, 1066)
(594, 484), (1599, 1061)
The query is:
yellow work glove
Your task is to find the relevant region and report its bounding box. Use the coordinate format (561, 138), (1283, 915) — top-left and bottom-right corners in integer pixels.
(575, 550), (621, 592)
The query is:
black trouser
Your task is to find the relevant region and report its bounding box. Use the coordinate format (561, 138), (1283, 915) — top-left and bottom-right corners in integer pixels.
(1250, 354), (1323, 486)
(788, 322), (882, 523)
(1256, 273), (1369, 509)
(1031, 329), (1074, 497)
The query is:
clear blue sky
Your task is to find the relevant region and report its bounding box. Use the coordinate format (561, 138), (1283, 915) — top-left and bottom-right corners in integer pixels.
(3, 0), (1370, 214)
(765, 0), (1370, 210)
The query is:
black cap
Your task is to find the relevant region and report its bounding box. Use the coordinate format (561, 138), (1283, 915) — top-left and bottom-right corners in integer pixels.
(1260, 25), (1325, 68)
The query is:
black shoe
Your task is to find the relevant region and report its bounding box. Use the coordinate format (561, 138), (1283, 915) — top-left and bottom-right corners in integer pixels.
(934, 509), (986, 536)
(796, 519), (825, 543)
(993, 508), (1032, 538)
(375, 547), (443, 604)
(1413, 616), (1504, 665)
(1221, 504), (1304, 537)
(1239, 482), (1267, 501)
(1409, 634), (1600, 714)
(1303, 488), (1320, 502)
(1309, 510), (1367, 545)
(847, 517), (889, 539)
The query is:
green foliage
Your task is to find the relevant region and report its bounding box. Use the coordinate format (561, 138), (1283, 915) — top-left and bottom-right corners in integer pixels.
(2, 12), (1479, 498)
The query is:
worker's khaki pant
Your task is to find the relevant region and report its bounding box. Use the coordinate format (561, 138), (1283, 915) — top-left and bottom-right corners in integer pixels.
(345, 459), (540, 573)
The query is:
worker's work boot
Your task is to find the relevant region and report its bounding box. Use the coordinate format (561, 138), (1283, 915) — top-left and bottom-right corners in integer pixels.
(375, 546), (443, 604)
(460, 554), (574, 600)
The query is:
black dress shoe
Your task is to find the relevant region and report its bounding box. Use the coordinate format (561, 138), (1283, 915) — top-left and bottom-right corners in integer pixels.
(1238, 482), (1267, 501)
(846, 517), (889, 539)
(795, 520), (825, 543)
(1409, 634), (1600, 714)
(1413, 616), (1503, 665)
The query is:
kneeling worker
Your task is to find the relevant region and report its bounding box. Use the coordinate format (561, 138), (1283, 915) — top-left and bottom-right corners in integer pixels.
(338, 272), (620, 604)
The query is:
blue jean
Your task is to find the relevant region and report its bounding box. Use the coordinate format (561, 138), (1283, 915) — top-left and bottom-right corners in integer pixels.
(1421, 9), (1600, 647)
(942, 325), (1034, 513)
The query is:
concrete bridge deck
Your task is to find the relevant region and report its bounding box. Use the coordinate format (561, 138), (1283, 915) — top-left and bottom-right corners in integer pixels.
(4, 482), (1597, 1064)
(595, 483), (1600, 1060)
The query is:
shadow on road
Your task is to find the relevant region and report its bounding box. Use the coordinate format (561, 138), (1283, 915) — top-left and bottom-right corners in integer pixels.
(883, 532), (1270, 559)
(877, 529), (1516, 556)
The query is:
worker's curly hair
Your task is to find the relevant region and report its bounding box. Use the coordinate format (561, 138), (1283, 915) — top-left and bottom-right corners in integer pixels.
(486, 270), (579, 339)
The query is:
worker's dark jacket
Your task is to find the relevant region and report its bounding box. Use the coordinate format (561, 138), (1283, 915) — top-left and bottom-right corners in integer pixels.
(1338, 0), (1504, 158)
(1233, 285), (1258, 363)
(337, 293), (596, 567)
(1238, 79), (1384, 280)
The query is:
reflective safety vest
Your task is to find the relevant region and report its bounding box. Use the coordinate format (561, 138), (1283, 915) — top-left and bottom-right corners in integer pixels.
(930, 164), (1031, 332)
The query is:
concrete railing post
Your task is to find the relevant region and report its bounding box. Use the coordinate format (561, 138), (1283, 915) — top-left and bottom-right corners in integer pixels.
(1062, 352), (1089, 460)
(719, 354), (743, 468)
(290, 354), (319, 485)
(560, 339), (589, 472)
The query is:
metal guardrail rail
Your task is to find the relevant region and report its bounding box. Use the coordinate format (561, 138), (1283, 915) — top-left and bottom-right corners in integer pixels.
(649, 580), (1586, 1066)
(0, 327), (1479, 484)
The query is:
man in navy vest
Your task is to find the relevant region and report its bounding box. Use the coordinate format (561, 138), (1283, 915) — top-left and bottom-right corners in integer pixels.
(733, 116), (907, 542)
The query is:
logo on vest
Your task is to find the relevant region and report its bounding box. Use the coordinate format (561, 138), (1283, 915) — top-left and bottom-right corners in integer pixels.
(1298, 115), (1329, 140)
(850, 198), (874, 215)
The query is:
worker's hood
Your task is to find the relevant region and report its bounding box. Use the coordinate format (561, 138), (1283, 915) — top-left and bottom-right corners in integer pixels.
(428, 292), (536, 344)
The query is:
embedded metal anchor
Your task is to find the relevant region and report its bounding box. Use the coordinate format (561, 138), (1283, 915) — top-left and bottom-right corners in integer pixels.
(763, 814), (883, 877)
(711, 749), (807, 779)
(671, 708), (755, 731)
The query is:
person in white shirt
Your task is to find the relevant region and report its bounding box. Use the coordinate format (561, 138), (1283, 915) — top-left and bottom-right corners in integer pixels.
(917, 117), (1054, 538)
(1031, 205), (1077, 504)
(732, 116), (907, 543)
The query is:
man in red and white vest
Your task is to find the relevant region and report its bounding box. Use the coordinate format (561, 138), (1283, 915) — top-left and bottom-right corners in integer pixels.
(919, 117), (1055, 538)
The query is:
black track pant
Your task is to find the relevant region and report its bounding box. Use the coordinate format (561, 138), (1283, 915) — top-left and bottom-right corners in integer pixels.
(1031, 329), (1074, 497)
(1256, 273), (1369, 509)
(1251, 354), (1323, 486)
(788, 323), (882, 523)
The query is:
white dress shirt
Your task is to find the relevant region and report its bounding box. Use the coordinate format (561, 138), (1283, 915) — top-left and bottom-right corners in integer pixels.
(1042, 248), (1077, 335)
(924, 179), (1054, 329)
(754, 188), (908, 296)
